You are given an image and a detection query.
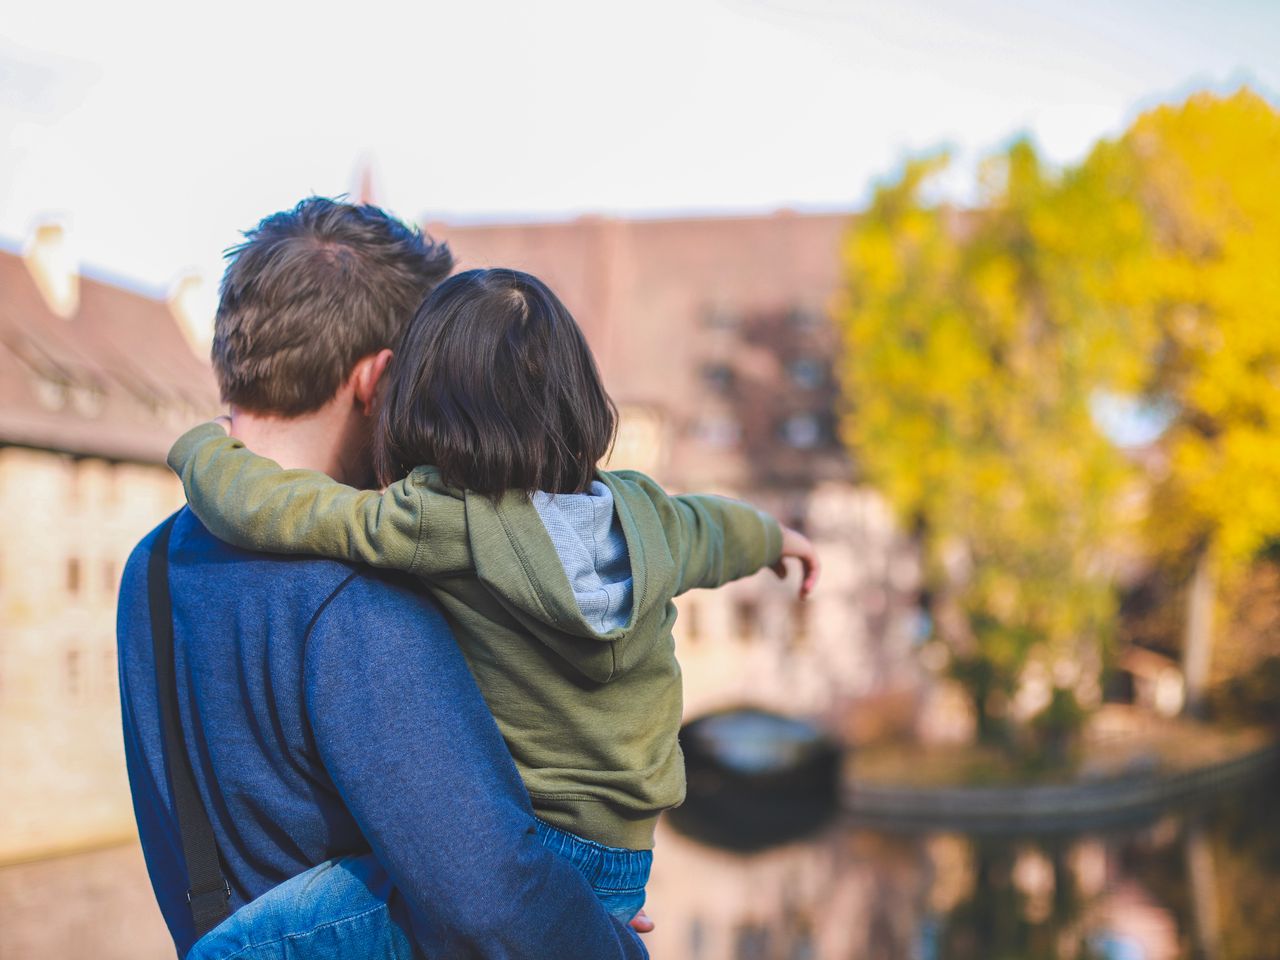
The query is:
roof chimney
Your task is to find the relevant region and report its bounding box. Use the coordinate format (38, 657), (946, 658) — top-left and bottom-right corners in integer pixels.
(353, 154), (379, 207)
(24, 220), (80, 317)
(168, 271), (215, 355)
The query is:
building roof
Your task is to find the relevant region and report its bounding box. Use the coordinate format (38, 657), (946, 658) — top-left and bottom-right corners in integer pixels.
(427, 210), (853, 394)
(0, 250), (219, 464)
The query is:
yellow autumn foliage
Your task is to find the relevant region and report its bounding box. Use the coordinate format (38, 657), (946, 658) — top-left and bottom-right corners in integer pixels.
(1097, 89), (1280, 565)
(837, 143), (1134, 726)
(836, 88), (1280, 727)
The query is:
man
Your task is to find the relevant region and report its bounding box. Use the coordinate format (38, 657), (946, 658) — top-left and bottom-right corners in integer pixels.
(117, 198), (649, 958)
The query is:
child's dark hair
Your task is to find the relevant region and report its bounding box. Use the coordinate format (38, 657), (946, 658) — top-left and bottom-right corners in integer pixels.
(374, 268), (618, 496)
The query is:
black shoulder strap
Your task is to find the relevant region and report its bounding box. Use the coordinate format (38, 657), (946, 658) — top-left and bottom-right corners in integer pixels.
(148, 514), (232, 938)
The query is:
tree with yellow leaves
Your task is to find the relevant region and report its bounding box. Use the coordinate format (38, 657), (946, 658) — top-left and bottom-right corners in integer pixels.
(837, 141), (1134, 744)
(1081, 89), (1280, 714)
(839, 88), (1280, 737)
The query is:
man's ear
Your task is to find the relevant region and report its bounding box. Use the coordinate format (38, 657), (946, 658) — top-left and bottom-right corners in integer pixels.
(350, 349), (394, 417)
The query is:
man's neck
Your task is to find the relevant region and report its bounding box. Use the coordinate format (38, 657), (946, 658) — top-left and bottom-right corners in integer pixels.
(227, 400), (374, 488)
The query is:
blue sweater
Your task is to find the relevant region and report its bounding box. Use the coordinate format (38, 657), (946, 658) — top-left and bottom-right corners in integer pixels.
(117, 509), (647, 959)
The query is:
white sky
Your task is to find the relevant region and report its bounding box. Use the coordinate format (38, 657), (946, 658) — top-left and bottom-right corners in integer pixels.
(1, 0), (1276, 305)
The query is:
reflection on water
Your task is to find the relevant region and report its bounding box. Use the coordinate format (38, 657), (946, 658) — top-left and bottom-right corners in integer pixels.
(1, 770), (1277, 959)
(643, 767), (1280, 960)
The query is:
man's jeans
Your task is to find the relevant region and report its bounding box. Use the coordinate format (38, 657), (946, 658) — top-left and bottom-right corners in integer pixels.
(187, 823), (651, 958)
(187, 856), (415, 960)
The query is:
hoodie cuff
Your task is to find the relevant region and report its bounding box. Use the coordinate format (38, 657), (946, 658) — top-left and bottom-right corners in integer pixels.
(761, 512), (784, 568)
(167, 421), (234, 476)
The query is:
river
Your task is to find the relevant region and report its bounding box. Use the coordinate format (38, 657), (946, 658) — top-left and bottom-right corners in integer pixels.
(2, 769), (1277, 959)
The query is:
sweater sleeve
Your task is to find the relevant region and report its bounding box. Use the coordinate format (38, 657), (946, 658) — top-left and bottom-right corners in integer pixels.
(305, 576), (648, 959)
(167, 423), (426, 574)
(669, 493), (784, 595)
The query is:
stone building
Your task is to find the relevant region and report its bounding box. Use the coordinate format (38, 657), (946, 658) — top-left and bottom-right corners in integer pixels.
(429, 212), (925, 731)
(0, 227), (217, 862)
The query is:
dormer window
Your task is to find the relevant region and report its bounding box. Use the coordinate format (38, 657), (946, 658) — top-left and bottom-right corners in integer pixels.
(781, 413), (821, 449)
(693, 415), (741, 449)
(788, 358), (824, 390)
(34, 374), (69, 411)
(69, 383), (105, 418)
(703, 305), (739, 331)
(788, 306), (823, 330)
(702, 363), (735, 394)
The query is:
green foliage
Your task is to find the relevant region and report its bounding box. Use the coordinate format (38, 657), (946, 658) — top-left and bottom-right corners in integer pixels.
(1210, 657), (1280, 728)
(1029, 687), (1087, 766)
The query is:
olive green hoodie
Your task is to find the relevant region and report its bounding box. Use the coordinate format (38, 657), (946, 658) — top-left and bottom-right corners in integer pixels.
(168, 422), (782, 849)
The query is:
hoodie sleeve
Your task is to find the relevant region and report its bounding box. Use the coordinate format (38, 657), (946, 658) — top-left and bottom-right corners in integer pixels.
(167, 422), (428, 575)
(669, 493), (785, 594)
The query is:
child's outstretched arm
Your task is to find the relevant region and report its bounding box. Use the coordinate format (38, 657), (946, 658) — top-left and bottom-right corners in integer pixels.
(167, 421), (427, 574)
(669, 492), (819, 598)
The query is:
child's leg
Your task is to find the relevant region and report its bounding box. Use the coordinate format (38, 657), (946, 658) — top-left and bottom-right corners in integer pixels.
(533, 819), (652, 923)
(187, 854), (414, 960)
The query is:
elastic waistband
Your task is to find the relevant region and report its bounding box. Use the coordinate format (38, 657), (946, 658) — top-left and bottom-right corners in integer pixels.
(530, 796), (659, 850)
(534, 819), (653, 893)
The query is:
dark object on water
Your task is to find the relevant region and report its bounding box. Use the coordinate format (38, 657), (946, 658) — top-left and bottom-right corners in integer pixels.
(672, 707), (842, 851)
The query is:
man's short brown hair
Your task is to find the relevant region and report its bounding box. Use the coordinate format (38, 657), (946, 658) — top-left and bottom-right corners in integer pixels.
(212, 197), (453, 416)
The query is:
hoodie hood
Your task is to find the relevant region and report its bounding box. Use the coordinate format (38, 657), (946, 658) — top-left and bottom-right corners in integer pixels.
(530, 481), (634, 633)
(463, 473), (689, 684)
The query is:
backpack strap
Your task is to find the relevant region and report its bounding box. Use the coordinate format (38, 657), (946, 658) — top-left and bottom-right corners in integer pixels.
(148, 513), (232, 938)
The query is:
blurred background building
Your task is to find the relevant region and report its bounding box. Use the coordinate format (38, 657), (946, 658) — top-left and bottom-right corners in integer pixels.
(0, 224), (217, 862)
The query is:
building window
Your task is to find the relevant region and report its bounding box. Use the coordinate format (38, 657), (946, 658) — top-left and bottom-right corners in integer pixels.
(103, 559), (119, 593)
(693, 415), (741, 449)
(34, 375), (69, 411)
(788, 358), (825, 390)
(734, 599), (759, 644)
(781, 413), (822, 449)
(790, 600), (810, 649)
(610, 406), (665, 473)
(788, 306), (823, 330)
(703, 305), (740, 330)
(682, 601), (701, 644)
(66, 557), (83, 595)
(787, 511), (808, 536)
(66, 648), (82, 696)
(701, 363), (735, 394)
(69, 383), (106, 417)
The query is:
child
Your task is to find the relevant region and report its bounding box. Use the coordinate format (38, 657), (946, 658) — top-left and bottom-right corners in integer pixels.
(168, 267), (819, 923)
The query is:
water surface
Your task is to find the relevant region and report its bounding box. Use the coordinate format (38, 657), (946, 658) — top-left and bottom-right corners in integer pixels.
(2, 770), (1276, 959)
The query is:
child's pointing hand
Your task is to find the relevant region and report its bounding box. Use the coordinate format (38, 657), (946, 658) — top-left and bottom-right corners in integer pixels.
(772, 525), (820, 599)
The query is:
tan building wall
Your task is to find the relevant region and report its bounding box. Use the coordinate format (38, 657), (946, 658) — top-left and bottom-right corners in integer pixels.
(0, 234), (218, 863)
(673, 482), (922, 724)
(0, 449), (185, 862)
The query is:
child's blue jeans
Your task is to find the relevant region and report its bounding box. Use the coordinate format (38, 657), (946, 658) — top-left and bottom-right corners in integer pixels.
(532, 818), (652, 923)
(187, 824), (651, 958)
